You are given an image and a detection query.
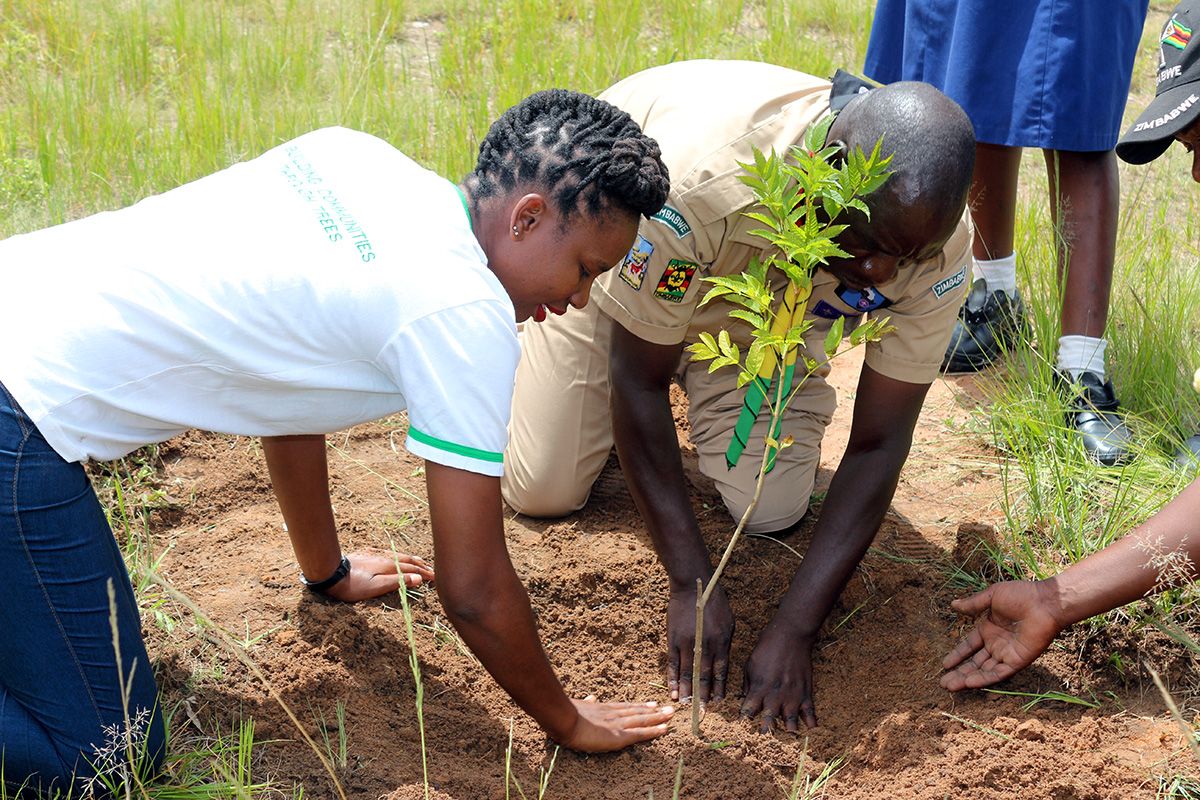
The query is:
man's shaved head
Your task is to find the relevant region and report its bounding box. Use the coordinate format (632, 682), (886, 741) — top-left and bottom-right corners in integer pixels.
(828, 81), (975, 257)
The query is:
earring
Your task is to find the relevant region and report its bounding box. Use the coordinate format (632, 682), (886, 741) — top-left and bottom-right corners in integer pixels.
(512, 225), (519, 236)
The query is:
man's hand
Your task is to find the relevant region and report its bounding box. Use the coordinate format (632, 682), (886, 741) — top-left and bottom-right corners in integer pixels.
(740, 625), (817, 732)
(941, 581), (1064, 691)
(558, 696), (674, 753)
(321, 551), (435, 603)
(667, 583), (734, 703)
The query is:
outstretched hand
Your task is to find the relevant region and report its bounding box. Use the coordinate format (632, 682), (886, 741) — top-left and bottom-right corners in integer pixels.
(740, 626), (817, 733)
(558, 696), (675, 753)
(666, 583), (734, 704)
(941, 581), (1064, 691)
(323, 551), (435, 602)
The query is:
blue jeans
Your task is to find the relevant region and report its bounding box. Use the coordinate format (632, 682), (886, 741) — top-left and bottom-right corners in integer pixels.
(0, 382), (165, 795)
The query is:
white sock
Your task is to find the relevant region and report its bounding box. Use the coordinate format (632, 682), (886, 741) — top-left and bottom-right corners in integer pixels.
(973, 254), (1018, 295)
(1056, 335), (1107, 381)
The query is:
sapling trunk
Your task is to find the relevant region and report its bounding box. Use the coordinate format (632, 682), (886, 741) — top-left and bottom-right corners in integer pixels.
(690, 379), (785, 736)
(688, 474), (765, 735)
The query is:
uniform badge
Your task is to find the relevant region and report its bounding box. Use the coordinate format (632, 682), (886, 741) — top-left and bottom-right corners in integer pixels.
(650, 205), (692, 239)
(618, 234), (654, 291)
(653, 259), (698, 303)
(837, 284), (891, 312)
(931, 265), (968, 300)
(812, 300), (844, 319)
(1164, 16), (1192, 50)
(812, 283), (892, 319)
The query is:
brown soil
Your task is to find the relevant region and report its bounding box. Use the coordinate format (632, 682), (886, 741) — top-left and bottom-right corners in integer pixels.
(138, 348), (1197, 799)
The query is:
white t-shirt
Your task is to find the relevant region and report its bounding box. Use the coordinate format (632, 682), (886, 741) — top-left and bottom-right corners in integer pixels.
(0, 127), (518, 477)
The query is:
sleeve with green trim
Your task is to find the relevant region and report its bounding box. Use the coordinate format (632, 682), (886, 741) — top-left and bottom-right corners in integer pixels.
(377, 299), (520, 477)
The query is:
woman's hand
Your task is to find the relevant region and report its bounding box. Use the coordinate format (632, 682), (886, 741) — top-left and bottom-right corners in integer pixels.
(557, 696), (674, 753)
(322, 551), (435, 602)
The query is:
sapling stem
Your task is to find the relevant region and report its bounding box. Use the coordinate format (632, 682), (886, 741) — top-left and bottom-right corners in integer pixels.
(691, 577), (703, 736)
(690, 378), (784, 737)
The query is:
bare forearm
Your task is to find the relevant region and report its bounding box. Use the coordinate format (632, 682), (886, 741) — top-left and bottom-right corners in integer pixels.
(425, 462), (580, 739)
(776, 442), (907, 636)
(439, 568), (578, 739)
(1042, 478), (1200, 626)
(612, 383), (712, 586)
(261, 434), (341, 580)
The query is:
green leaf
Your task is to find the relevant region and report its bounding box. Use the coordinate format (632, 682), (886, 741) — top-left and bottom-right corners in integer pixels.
(686, 340), (716, 363)
(804, 114), (835, 154)
(708, 356), (734, 373)
(747, 255), (769, 283)
(746, 339), (766, 377)
(742, 211), (777, 228)
(717, 329), (740, 363)
(697, 285), (733, 307)
(823, 315), (845, 356)
(729, 309), (767, 330)
(784, 321), (811, 347)
(704, 275), (750, 292)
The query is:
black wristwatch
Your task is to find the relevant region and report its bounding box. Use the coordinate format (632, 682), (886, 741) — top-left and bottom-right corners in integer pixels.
(301, 555), (352, 594)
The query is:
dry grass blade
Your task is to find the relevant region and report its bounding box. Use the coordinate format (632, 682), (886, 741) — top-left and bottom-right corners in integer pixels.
(143, 570), (349, 800)
(1145, 662), (1200, 765)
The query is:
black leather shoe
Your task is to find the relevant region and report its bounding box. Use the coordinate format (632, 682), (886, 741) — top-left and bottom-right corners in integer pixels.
(1174, 433), (1200, 469)
(1058, 371), (1133, 466)
(942, 278), (1029, 373)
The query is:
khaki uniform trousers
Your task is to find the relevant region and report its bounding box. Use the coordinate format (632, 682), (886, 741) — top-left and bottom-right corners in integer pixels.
(503, 301), (832, 533)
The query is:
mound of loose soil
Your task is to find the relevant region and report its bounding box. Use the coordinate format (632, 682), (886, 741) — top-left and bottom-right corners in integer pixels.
(140, 349), (1196, 799)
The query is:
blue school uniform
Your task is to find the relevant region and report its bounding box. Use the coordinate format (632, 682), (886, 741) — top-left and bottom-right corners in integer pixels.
(863, 0), (1149, 151)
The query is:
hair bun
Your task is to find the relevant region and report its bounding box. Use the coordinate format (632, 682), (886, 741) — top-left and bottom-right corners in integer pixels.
(466, 89), (670, 220)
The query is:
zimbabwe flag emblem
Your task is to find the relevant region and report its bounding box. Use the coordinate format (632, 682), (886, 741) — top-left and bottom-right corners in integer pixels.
(1163, 17), (1192, 50)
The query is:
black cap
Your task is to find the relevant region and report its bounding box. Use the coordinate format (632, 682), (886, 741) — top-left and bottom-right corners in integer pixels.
(1117, 1), (1200, 164)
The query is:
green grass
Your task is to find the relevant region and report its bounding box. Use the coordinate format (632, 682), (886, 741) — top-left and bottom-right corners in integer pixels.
(786, 739), (843, 800)
(0, 717), (283, 800)
(982, 688), (1101, 713)
(0, 0), (879, 240)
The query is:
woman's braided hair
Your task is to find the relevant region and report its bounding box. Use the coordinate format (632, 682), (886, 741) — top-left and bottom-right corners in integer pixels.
(466, 89), (670, 223)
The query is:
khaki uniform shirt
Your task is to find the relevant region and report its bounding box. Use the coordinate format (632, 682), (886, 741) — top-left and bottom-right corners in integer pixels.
(593, 60), (972, 419)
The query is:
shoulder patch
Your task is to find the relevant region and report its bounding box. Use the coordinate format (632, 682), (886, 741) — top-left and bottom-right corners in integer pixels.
(618, 234), (654, 291)
(653, 259), (698, 303)
(650, 205), (692, 239)
(836, 284), (891, 313)
(931, 265), (968, 300)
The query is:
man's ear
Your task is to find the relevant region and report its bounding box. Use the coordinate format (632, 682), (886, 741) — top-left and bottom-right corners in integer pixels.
(510, 193), (548, 239)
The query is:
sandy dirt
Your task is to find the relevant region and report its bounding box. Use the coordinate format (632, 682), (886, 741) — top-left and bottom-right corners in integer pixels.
(136, 347), (1197, 799)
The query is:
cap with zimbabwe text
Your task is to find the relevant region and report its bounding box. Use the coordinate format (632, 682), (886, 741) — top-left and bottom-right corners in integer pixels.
(1117, 0), (1200, 164)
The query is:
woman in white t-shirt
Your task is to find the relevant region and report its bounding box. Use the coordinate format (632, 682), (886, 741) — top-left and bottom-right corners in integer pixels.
(0, 88), (672, 794)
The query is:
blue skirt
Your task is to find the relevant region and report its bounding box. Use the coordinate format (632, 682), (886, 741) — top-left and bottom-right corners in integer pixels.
(863, 0), (1150, 151)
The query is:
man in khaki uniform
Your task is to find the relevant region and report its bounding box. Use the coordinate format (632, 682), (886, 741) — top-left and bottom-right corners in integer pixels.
(504, 60), (976, 731)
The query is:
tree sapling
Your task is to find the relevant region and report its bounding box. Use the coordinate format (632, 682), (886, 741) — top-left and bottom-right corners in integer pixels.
(685, 118), (894, 736)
